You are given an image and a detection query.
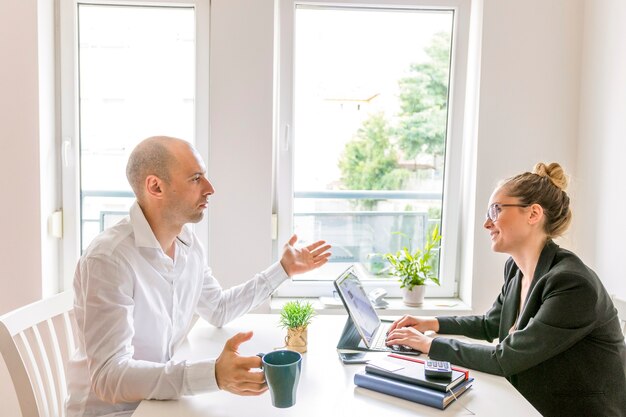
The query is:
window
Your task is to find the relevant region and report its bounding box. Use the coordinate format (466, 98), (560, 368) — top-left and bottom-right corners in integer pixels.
(59, 0), (209, 288)
(275, 0), (471, 297)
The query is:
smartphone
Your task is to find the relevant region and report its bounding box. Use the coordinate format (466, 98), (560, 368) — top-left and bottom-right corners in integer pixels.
(338, 352), (369, 364)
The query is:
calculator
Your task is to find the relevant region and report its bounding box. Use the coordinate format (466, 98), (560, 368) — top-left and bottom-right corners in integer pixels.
(424, 359), (453, 380)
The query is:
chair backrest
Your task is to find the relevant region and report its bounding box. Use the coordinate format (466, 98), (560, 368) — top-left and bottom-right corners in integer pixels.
(0, 292), (76, 417)
(613, 295), (626, 336)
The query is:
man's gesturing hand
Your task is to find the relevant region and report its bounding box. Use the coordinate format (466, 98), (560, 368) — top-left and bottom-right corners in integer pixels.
(215, 332), (267, 396)
(280, 234), (332, 277)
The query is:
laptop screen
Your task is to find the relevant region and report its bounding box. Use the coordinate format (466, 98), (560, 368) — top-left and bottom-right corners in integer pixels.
(334, 266), (381, 345)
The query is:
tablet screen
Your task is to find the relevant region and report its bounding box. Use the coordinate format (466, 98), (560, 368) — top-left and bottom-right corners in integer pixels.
(334, 267), (381, 345)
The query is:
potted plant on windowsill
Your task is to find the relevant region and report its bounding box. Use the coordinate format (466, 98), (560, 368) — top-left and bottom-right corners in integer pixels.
(384, 225), (441, 306)
(279, 300), (316, 353)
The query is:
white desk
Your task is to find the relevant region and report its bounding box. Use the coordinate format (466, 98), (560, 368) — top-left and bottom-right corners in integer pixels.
(132, 314), (540, 417)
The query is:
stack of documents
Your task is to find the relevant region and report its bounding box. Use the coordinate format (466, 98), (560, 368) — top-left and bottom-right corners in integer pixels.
(354, 355), (474, 410)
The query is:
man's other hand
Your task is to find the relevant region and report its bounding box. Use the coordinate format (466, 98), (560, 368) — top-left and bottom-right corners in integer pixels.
(215, 332), (267, 396)
(280, 234), (332, 277)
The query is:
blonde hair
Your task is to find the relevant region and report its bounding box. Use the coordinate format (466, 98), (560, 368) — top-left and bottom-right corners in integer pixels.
(500, 162), (572, 238)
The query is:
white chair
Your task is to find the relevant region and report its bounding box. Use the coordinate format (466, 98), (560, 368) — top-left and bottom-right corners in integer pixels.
(0, 292), (76, 417)
(613, 294), (626, 335)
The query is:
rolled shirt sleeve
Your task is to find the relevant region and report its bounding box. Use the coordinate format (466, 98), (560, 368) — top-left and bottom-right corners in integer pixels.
(184, 359), (218, 394)
(196, 262), (288, 328)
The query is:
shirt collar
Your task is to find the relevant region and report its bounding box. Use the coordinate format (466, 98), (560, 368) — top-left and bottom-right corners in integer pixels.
(130, 201), (161, 249)
(129, 201), (194, 249)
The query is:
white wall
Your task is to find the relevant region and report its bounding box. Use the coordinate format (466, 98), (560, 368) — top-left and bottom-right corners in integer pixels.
(0, 1), (46, 414)
(577, 0), (626, 298)
(468, 0), (584, 312)
(207, 0), (276, 312)
(0, 0), (44, 315)
(0, 0), (58, 311)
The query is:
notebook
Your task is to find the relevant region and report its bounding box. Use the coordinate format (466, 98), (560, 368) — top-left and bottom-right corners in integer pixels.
(365, 356), (467, 392)
(334, 265), (420, 355)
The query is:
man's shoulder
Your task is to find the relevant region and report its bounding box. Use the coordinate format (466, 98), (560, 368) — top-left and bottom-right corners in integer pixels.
(82, 220), (135, 259)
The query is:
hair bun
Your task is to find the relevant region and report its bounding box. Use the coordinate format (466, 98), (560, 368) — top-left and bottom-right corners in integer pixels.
(533, 162), (568, 191)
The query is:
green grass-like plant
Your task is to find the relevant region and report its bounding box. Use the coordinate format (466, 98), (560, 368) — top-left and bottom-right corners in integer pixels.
(279, 300), (316, 329)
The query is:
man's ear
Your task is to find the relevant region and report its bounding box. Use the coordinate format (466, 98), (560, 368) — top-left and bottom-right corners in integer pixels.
(145, 175), (164, 198)
(528, 203), (544, 225)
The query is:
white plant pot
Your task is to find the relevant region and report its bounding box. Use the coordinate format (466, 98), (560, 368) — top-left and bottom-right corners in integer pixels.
(402, 285), (426, 306)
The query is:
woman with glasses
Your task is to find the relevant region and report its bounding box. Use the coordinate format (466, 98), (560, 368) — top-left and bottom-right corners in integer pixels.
(386, 162), (626, 417)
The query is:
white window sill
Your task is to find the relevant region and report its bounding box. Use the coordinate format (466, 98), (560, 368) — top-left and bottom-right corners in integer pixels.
(270, 297), (471, 317)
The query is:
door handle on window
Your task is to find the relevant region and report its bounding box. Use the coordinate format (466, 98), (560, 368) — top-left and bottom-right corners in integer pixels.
(62, 137), (72, 167)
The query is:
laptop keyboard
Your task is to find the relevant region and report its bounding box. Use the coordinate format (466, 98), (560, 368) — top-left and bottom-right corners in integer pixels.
(371, 326), (419, 354)
(371, 328), (389, 350)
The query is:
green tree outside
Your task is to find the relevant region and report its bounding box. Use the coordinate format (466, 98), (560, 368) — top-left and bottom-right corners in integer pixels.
(397, 31), (451, 160)
(338, 31), (451, 197)
(338, 113), (410, 209)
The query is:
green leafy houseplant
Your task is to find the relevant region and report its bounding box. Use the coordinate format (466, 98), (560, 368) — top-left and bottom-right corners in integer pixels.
(384, 225), (442, 291)
(279, 301), (316, 353)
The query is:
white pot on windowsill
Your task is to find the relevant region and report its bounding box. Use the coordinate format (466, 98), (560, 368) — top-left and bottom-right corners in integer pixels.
(402, 285), (426, 307)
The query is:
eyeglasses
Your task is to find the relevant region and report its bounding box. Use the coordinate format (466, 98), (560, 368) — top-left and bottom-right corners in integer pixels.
(486, 203), (530, 222)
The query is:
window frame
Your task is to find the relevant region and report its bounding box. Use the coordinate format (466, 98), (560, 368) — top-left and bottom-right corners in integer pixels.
(58, 0), (210, 290)
(273, 0), (472, 298)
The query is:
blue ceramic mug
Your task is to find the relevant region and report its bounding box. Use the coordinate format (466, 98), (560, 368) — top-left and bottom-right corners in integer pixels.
(258, 350), (302, 408)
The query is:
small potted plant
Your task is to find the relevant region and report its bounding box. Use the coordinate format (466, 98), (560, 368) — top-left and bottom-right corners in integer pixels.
(384, 225), (442, 306)
(279, 300), (316, 353)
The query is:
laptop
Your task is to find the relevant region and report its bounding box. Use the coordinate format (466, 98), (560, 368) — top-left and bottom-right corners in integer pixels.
(334, 265), (420, 355)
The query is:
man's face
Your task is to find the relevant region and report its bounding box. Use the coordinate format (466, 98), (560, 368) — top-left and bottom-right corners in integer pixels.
(162, 142), (214, 226)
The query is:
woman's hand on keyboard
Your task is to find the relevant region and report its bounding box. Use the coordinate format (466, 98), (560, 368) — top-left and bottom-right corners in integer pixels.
(386, 326), (433, 354)
(388, 315), (440, 333)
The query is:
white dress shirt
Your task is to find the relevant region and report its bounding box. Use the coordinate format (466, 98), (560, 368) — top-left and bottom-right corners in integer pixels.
(65, 202), (288, 417)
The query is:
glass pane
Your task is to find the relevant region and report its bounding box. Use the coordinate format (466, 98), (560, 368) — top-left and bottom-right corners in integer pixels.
(78, 5), (195, 251)
(292, 7), (453, 281)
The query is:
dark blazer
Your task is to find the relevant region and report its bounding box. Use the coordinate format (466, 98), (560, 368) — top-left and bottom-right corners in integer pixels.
(430, 240), (626, 417)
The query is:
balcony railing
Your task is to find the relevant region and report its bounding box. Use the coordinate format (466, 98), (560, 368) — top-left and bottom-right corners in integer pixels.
(293, 189), (442, 266)
(295, 190), (442, 200)
(80, 189), (442, 259)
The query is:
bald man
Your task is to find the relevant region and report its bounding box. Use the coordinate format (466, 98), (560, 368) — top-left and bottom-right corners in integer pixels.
(65, 137), (331, 417)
